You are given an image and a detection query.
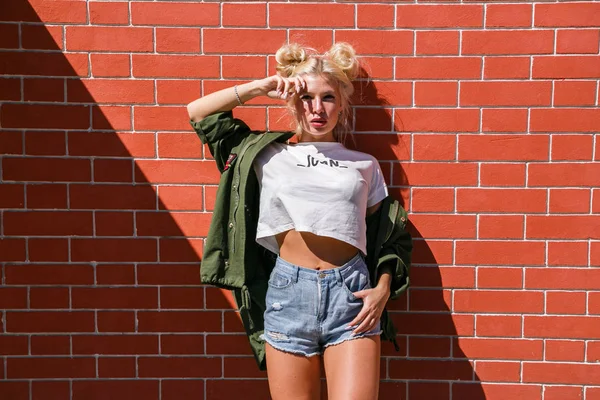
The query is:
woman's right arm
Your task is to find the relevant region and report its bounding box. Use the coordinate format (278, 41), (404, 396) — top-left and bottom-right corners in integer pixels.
(186, 75), (304, 123)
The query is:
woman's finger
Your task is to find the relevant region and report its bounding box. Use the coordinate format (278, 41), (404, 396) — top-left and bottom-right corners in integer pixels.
(275, 76), (284, 95)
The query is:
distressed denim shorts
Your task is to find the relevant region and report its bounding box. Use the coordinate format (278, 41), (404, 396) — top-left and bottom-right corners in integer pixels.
(263, 253), (382, 357)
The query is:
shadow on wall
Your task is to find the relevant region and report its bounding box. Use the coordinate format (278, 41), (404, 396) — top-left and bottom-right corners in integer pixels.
(0, 2), (484, 399)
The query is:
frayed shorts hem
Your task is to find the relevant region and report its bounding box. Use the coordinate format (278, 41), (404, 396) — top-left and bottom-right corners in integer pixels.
(263, 336), (321, 358)
(322, 330), (382, 350)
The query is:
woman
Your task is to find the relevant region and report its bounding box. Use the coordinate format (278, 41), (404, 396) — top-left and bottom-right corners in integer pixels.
(187, 43), (410, 400)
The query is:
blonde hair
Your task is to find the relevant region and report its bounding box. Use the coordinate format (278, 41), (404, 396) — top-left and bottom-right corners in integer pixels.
(275, 42), (359, 143)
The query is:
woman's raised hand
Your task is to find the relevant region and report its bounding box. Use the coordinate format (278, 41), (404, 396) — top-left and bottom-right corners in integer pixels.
(255, 75), (306, 100)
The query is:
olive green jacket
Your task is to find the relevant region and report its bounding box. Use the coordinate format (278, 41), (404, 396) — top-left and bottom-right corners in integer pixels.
(192, 111), (412, 370)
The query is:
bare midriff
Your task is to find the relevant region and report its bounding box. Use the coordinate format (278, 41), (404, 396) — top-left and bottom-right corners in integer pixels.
(276, 230), (359, 270)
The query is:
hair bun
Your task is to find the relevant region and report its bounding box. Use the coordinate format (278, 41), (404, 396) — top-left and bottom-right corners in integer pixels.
(326, 42), (359, 81)
(275, 43), (309, 77)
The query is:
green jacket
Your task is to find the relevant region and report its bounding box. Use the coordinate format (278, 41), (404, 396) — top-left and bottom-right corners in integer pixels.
(192, 111), (412, 370)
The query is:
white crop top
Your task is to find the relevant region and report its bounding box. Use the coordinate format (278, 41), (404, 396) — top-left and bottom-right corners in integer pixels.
(252, 141), (388, 255)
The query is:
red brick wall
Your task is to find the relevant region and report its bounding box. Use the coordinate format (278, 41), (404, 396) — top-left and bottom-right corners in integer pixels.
(1, 1), (599, 399)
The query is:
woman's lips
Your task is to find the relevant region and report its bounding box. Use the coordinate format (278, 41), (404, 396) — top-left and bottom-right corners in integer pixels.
(310, 119), (327, 127)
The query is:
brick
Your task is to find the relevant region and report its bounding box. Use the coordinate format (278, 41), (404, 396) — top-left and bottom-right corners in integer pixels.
(411, 188), (454, 212)
(454, 383), (542, 400)
(69, 131), (155, 158)
(544, 386), (583, 400)
(477, 267), (523, 289)
(139, 357), (221, 378)
(72, 238), (157, 262)
(525, 316), (600, 339)
(553, 81), (597, 106)
(135, 160), (219, 184)
(7, 0), (87, 23)
(69, 184), (155, 210)
(408, 337), (451, 358)
(588, 341), (600, 362)
(138, 311), (221, 333)
(158, 237), (202, 261)
(161, 335), (204, 355)
(587, 387), (600, 399)
(394, 109), (479, 133)
(66, 27), (153, 52)
(7, 311), (94, 333)
(96, 265), (135, 285)
(270, 3), (353, 27)
(288, 30), (333, 53)
(0, 238), (26, 261)
(25, 131), (66, 156)
(98, 357), (136, 378)
(91, 53), (130, 78)
(454, 290), (543, 314)
(224, 357), (267, 379)
(160, 287), (203, 309)
(31, 336), (70, 355)
(156, 28), (200, 54)
(486, 4), (532, 28)
(535, 3), (600, 27)
(131, 2), (219, 26)
(22, 25), (63, 50)
(206, 335), (252, 356)
(156, 186), (203, 211)
(408, 289), (452, 312)
(137, 264), (199, 285)
(476, 315), (522, 337)
(94, 159), (133, 183)
(482, 108), (528, 133)
(546, 292), (586, 315)
(30, 287), (69, 309)
(72, 381), (159, 400)
(4, 211), (92, 236)
(359, 81), (412, 106)
(389, 359), (474, 380)
(0, 78), (20, 101)
(412, 239), (454, 265)
(391, 313), (474, 336)
(533, 56), (600, 79)
(68, 79), (155, 104)
(523, 362), (600, 385)
(89, 1), (129, 25)
(1, 103), (90, 130)
(223, 3), (266, 27)
(594, 189), (600, 212)
(416, 31), (459, 57)
(0, 131), (23, 154)
(133, 106), (190, 131)
(0, 382), (28, 400)
(528, 163), (600, 185)
(5, 264), (92, 285)
(396, 162), (478, 187)
(462, 30), (554, 55)
(526, 268), (600, 290)
(0, 183), (24, 208)
(8, 357), (95, 379)
(92, 105), (132, 130)
(222, 56), (266, 79)
(397, 5), (482, 27)
(23, 78), (63, 102)
(409, 215), (475, 239)
(414, 82), (457, 107)
(157, 132), (203, 158)
(72, 287), (157, 309)
(462, 82), (551, 106)
(162, 381), (204, 400)
(336, 31), (413, 55)
(459, 134), (548, 161)
(157, 80), (201, 105)
(136, 212), (211, 237)
(98, 311), (135, 332)
(396, 57), (481, 79)
(0, 288), (27, 309)
(0, 52), (88, 76)
(407, 382), (448, 400)
(358, 4), (394, 28)
(527, 216), (600, 239)
(204, 29), (286, 54)
(549, 188), (590, 213)
(548, 241), (588, 266)
(460, 337), (538, 361)
(551, 134), (593, 160)
(484, 57), (530, 79)
(29, 238), (69, 262)
(557, 29), (600, 54)
(457, 189), (547, 213)
(206, 380), (270, 400)
(475, 361), (520, 382)
(479, 215), (524, 239)
(0, 24), (19, 49)
(456, 241), (545, 266)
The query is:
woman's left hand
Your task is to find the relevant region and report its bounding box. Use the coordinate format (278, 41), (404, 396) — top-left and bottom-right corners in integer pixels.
(348, 284), (390, 335)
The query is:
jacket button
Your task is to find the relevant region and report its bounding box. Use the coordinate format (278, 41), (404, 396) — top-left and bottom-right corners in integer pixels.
(228, 222), (234, 228)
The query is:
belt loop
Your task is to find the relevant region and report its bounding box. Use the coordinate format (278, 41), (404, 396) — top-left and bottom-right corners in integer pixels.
(334, 268), (343, 285)
(293, 266), (299, 283)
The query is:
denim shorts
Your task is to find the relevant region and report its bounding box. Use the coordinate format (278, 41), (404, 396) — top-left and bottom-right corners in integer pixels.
(263, 253), (381, 357)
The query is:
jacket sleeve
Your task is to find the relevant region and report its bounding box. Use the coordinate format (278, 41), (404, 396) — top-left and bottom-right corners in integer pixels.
(190, 111), (253, 173)
(376, 205), (412, 300)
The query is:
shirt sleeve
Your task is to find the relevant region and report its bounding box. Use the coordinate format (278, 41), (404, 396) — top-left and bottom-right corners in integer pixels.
(367, 160), (388, 207)
(190, 111), (252, 173)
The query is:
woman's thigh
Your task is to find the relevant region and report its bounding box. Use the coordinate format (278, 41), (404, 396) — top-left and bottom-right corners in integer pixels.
(266, 343), (322, 400)
(322, 335), (381, 400)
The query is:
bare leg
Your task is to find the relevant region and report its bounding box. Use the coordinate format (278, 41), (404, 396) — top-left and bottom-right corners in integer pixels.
(266, 343), (322, 400)
(322, 336), (381, 400)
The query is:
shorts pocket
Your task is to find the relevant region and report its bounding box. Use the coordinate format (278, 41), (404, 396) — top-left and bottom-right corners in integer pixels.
(340, 263), (371, 301)
(268, 270), (292, 289)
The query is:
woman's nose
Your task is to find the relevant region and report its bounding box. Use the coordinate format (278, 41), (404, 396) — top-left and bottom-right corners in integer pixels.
(313, 98), (323, 113)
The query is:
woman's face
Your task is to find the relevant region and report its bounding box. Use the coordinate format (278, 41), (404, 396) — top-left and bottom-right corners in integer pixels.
(294, 74), (342, 142)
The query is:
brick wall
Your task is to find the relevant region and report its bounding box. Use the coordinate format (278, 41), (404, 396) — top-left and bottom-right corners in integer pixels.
(0, 0), (599, 399)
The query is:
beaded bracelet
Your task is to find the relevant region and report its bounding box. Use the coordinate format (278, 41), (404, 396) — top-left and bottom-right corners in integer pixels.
(234, 85), (244, 106)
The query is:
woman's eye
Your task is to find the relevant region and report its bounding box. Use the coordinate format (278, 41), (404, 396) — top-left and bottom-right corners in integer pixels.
(323, 95), (335, 101)
(300, 95), (312, 101)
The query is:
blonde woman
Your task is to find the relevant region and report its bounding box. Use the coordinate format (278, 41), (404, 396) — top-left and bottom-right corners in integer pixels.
(188, 43), (411, 400)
